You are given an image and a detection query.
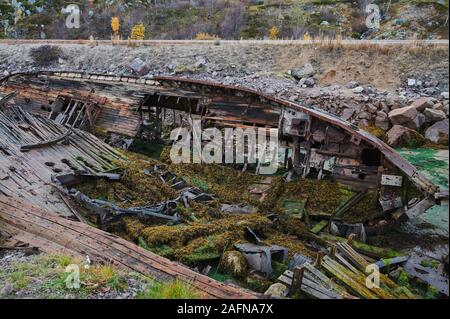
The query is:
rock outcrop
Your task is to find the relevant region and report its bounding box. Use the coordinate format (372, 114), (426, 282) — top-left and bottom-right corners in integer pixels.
(386, 125), (425, 147)
(425, 120), (449, 145)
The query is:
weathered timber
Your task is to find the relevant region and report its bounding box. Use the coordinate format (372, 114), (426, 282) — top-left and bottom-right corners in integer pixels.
(0, 195), (257, 299)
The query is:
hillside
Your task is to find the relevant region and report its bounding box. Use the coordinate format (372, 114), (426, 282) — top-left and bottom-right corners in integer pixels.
(0, 0), (448, 40)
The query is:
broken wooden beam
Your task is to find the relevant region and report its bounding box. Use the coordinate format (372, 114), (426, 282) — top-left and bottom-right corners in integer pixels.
(0, 195), (257, 299)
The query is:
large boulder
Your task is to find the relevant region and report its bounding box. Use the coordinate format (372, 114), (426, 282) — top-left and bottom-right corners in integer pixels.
(424, 108), (447, 123)
(219, 250), (248, 278)
(410, 97), (433, 112)
(425, 120), (449, 144)
(388, 105), (425, 130)
(291, 63), (315, 80)
(386, 125), (425, 147)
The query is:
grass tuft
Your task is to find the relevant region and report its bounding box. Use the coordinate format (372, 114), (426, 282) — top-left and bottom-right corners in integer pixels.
(136, 280), (201, 299)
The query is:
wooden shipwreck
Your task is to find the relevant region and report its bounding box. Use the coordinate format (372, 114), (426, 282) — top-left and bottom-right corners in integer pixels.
(1, 71), (444, 219)
(0, 71), (447, 299)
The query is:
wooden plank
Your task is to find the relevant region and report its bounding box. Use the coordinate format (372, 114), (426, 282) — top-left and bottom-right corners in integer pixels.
(0, 195), (257, 299)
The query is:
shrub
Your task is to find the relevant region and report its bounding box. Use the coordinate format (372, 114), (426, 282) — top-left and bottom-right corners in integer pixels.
(111, 17), (120, 34)
(269, 26), (279, 40)
(136, 280), (201, 299)
(29, 45), (63, 66)
(131, 23), (145, 40)
(194, 32), (220, 40)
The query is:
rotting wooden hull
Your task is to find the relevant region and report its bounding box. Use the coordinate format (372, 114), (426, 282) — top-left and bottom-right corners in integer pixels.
(0, 71), (443, 218)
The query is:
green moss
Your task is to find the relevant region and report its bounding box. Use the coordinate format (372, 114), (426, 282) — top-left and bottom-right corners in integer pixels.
(208, 270), (235, 283)
(420, 259), (440, 269)
(270, 261), (288, 280)
(425, 285), (439, 299)
(362, 125), (386, 140)
(397, 269), (410, 286)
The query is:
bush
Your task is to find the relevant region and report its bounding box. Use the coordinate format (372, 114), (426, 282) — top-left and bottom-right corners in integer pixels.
(29, 45), (63, 66)
(194, 32), (220, 40)
(131, 23), (145, 40)
(269, 26), (279, 40)
(136, 280), (201, 299)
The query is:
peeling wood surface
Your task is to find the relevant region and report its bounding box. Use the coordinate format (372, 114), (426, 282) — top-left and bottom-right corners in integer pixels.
(0, 106), (124, 216)
(0, 71), (438, 198)
(0, 195), (257, 299)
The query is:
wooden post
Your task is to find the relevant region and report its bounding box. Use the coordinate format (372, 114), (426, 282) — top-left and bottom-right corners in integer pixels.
(315, 251), (325, 268)
(291, 266), (305, 294)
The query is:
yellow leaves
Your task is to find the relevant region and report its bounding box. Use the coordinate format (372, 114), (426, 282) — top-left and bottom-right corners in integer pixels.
(303, 32), (312, 41)
(269, 26), (279, 40)
(194, 32), (220, 40)
(111, 17), (119, 34)
(131, 23), (145, 40)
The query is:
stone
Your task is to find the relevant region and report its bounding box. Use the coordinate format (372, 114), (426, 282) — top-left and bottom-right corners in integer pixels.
(433, 103), (444, 111)
(219, 250), (248, 278)
(352, 86), (364, 94)
(341, 108), (355, 121)
(0, 283), (13, 296)
(291, 63), (315, 80)
(264, 283), (289, 298)
(375, 111), (390, 131)
(358, 119), (370, 128)
(410, 97), (433, 112)
(194, 55), (207, 68)
(129, 58), (149, 76)
(441, 92), (449, 100)
(424, 108), (447, 123)
(407, 79), (416, 86)
(366, 103), (378, 114)
(385, 93), (396, 107)
(386, 125), (425, 147)
(388, 105), (425, 130)
(345, 81), (359, 89)
(299, 77), (315, 87)
(425, 120), (449, 144)
(357, 111), (372, 120)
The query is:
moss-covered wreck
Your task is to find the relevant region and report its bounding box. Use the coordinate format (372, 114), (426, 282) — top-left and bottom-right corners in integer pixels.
(1, 71), (448, 299)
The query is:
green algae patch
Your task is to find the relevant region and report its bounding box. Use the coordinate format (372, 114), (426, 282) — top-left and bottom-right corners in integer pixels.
(398, 148), (449, 188)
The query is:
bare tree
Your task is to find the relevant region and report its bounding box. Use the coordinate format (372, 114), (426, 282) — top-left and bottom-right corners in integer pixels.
(289, 3), (309, 39)
(220, 1), (245, 39)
